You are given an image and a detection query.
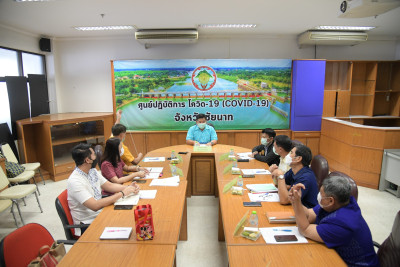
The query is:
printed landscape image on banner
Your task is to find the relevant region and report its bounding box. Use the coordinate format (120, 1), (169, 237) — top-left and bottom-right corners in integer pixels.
(113, 59), (292, 131)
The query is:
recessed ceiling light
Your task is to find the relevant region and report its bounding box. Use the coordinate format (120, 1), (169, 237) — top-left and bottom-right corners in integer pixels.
(199, 24), (256, 28)
(315, 26), (375, 31)
(74, 26), (135, 31)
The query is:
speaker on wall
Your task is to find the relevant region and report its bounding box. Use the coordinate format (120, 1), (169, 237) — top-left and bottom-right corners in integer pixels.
(39, 38), (51, 52)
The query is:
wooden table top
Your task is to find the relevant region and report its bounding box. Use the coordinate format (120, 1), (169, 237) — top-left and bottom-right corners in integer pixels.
(58, 243), (176, 267)
(227, 245), (346, 267)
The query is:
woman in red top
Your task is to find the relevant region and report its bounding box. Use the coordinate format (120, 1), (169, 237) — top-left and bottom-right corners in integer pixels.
(101, 138), (147, 187)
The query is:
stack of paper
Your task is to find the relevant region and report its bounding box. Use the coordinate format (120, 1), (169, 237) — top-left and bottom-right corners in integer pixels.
(100, 227), (132, 240)
(242, 169), (271, 175)
(237, 152), (254, 160)
(150, 176), (180, 187)
(248, 192), (279, 202)
(139, 190), (157, 199)
(143, 157), (165, 162)
(266, 211), (296, 223)
(259, 226), (308, 244)
(114, 194), (139, 206)
(246, 183), (277, 193)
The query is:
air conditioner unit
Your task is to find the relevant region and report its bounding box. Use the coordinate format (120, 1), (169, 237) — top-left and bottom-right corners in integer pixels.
(135, 29), (198, 45)
(339, 0), (400, 18)
(298, 31), (368, 47)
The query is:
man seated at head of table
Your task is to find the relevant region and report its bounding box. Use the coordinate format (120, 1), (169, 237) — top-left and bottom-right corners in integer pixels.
(186, 113), (218, 146)
(268, 135), (293, 177)
(250, 128), (280, 166)
(289, 176), (379, 267)
(101, 138), (149, 195)
(274, 144), (318, 208)
(112, 110), (143, 166)
(67, 143), (140, 236)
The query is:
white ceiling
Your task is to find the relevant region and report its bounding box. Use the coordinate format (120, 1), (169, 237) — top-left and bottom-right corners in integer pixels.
(0, 0), (399, 39)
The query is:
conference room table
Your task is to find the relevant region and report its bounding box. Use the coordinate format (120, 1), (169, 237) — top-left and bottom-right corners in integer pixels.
(59, 144), (345, 267)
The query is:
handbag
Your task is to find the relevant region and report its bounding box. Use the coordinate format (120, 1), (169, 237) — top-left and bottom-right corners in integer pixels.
(0, 151), (25, 178)
(134, 204), (155, 241)
(28, 242), (66, 267)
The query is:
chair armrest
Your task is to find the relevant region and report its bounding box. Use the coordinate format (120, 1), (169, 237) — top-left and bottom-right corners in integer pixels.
(56, 240), (76, 245)
(64, 224), (90, 230)
(373, 241), (380, 248)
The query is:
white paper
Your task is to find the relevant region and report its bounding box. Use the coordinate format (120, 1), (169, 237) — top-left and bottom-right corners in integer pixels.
(134, 172), (160, 180)
(100, 227), (132, 240)
(242, 169), (271, 175)
(246, 183), (278, 193)
(248, 192), (280, 202)
(150, 176), (180, 187)
(143, 157), (166, 162)
(259, 226), (308, 244)
(139, 190), (157, 199)
(237, 152), (254, 160)
(114, 194), (139, 206)
(145, 167), (164, 173)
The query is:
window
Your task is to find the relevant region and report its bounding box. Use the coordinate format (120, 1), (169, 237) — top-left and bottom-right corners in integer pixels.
(0, 47), (46, 134)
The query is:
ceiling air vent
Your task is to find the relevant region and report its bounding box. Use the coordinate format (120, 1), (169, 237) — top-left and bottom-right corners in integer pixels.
(298, 30), (368, 47)
(135, 29), (198, 45)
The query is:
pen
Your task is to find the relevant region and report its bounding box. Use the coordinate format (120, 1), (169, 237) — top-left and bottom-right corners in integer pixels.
(273, 229), (293, 232)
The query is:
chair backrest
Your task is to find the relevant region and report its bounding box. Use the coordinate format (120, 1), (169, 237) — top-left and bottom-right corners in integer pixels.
(55, 189), (79, 240)
(94, 144), (103, 169)
(378, 210), (400, 267)
(0, 223), (54, 267)
(310, 154), (329, 188)
(0, 167), (10, 190)
(0, 143), (19, 163)
(325, 171), (358, 201)
(291, 140), (304, 147)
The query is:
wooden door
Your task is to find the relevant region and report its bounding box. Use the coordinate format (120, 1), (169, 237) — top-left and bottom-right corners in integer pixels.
(336, 91), (350, 117)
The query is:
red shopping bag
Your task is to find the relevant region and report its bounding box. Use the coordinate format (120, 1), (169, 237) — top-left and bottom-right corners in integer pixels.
(134, 204), (155, 240)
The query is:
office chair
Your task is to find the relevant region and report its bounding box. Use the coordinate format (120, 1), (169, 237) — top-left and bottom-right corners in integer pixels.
(310, 154), (329, 188)
(94, 144), (103, 169)
(0, 223), (54, 267)
(324, 171), (358, 201)
(374, 210), (400, 267)
(0, 168), (42, 225)
(55, 189), (89, 245)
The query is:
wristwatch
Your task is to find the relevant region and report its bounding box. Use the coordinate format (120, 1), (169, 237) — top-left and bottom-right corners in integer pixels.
(278, 174), (285, 180)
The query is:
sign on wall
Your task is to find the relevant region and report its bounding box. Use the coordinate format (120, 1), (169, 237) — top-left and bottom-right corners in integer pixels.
(112, 59), (292, 131)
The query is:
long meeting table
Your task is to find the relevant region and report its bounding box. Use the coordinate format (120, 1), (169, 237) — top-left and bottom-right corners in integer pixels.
(59, 144), (345, 266)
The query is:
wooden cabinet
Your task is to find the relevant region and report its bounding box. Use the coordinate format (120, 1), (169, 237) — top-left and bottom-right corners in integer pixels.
(191, 156), (215, 195)
(17, 113), (113, 181)
(292, 131), (320, 157)
(323, 60), (400, 118)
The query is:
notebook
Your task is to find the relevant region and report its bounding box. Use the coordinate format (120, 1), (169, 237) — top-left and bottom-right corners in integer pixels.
(266, 211), (296, 223)
(100, 227), (132, 240)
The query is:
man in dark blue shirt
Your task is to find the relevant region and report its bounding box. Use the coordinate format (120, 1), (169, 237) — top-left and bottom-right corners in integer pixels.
(289, 176), (379, 267)
(274, 144), (318, 208)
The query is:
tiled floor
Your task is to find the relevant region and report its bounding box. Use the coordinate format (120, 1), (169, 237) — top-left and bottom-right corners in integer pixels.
(0, 180), (399, 266)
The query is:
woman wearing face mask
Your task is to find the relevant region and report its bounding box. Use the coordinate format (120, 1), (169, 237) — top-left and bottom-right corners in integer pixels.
(251, 128), (280, 166)
(100, 138), (147, 195)
(289, 176), (379, 267)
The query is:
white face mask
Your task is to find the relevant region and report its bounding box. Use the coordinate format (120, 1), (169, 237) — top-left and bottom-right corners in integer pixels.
(317, 192), (330, 208)
(261, 138), (268, 146)
(197, 123), (206, 129)
(273, 146), (279, 155)
(285, 154), (292, 165)
(120, 146), (124, 157)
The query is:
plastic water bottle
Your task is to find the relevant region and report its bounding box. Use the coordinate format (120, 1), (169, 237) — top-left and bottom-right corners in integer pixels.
(237, 175), (243, 187)
(248, 211), (259, 228)
(171, 164), (177, 176)
(229, 148), (234, 156)
(232, 158), (238, 168)
(171, 150), (176, 159)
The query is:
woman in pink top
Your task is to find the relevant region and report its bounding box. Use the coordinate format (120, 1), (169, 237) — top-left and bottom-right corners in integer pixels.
(101, 138), (147, 189)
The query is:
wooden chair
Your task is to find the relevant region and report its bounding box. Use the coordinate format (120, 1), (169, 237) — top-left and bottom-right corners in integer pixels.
(0, 168), (43, 225)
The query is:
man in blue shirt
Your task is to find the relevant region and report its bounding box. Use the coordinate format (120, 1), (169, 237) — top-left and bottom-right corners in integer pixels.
(274, 144), (318, 208)
(186, 113), (218, 146)
(289, 176), (379, 267)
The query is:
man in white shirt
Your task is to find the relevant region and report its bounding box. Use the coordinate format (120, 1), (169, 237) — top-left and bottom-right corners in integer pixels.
(268, 135), (293, 185)
(67, 143), (140, 236)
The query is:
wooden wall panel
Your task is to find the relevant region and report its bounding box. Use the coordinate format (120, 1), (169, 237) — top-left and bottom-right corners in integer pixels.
(307, 137), (320, 157)
(191, 157), (215, 195)
(276, 130), (292, 138)
(234, 132), (258, 150)
(170, 132), (187, 146)
(125, 133), (146, 155)
(383, 131), (400, 149)
(336, 91), (350, 117)
(217, 132), (232, 145)
(145, 133), (171, 153)
(320, 135), (352, 168)
(323, 91), (336, 117)
(351, 128), (385, 149)
(350, 147), (383, 174)
(350, 169), (380, 189)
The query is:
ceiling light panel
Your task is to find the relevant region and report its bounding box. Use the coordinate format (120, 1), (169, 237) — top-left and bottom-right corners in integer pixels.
(315, 26), (375, 31)
(74, 26), (135, 31)
(199, 24), (256, 28)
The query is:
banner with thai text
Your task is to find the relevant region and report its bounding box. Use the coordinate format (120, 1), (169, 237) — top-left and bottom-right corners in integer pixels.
(113, 59), (292, 131)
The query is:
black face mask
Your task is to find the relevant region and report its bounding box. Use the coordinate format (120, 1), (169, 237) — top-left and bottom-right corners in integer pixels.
(90, 158), (98, 169)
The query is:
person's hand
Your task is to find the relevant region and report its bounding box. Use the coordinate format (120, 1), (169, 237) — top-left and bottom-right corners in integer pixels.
(136, 171), (146, 178)
(136, 153), (143, 161)
(140, 167), (150, 174)
(273, 169), (284, 177)
(124, 182), (140, 195)
(289, 183), (305, 203)
(206, 142), (212, 146)
(269, 164), (278, 173)
(116, 109), (122, 120)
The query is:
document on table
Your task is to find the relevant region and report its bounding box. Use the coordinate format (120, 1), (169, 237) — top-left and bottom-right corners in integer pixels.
(259, 226), (308, 244)
(143, 157), (165, 162)
(150, 176), (180, 186)
(248, 192), (279, 202)
(134, 172), (160, 180)
(241, 169), (271, 175)
(237, 152), (254, 160)
(100, 227), (132, 240)
(114, 194), (140, 206)
(139, 190), (157, 199)
(246, 183), (277, 193)
(145, 167), (164, 173)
